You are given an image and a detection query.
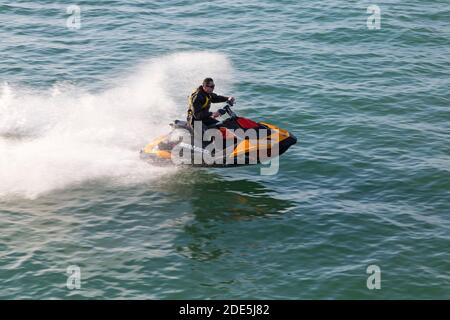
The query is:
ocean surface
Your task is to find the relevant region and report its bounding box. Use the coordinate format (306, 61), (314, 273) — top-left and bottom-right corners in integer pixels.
(0, 0), (449, 299)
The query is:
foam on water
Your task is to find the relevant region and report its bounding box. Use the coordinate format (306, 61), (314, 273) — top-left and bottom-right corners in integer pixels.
(0, 51), (233, 198)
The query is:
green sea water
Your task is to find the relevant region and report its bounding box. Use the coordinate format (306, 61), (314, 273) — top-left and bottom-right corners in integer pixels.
(0, 0), (449, 299)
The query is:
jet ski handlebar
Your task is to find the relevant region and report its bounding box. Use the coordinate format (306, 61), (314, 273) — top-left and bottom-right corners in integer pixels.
(223, 104), (237, 119)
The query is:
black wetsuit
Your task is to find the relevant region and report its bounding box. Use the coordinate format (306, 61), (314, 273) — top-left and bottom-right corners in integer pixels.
(187, 86), (229, 129)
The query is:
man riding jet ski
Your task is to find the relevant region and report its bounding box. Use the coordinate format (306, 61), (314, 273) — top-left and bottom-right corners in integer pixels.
(140, 79), (297, 167)
(187, 77), (235, 131)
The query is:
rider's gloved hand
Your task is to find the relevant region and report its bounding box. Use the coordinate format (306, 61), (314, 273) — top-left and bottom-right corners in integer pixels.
(227, 97), (235, 105)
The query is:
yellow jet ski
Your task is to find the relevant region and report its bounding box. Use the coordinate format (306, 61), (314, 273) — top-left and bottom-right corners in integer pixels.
(140, 104), (297, 167)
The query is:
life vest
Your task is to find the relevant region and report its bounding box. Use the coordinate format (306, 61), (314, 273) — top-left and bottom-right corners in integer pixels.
(188, 87), (210, 118)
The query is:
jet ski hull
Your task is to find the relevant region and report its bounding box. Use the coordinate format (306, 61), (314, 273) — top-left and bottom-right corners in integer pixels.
(140, 120), (297, 168)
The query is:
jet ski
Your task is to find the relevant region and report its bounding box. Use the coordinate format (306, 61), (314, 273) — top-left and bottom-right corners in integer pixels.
(140, 104), (297, 167)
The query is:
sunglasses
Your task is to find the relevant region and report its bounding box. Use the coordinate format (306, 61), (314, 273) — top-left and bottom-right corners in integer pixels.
(205, 84), (215, 89)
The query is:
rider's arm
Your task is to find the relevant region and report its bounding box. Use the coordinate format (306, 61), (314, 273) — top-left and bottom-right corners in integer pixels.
(210, 93), (229, 103)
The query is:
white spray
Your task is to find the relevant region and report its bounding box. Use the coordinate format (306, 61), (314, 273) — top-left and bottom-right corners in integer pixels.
(0, 51), (233, 198)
